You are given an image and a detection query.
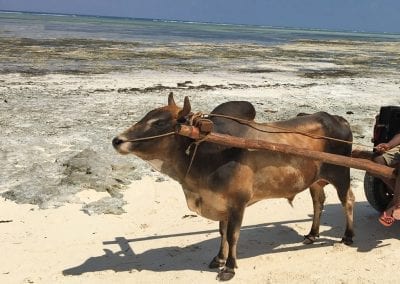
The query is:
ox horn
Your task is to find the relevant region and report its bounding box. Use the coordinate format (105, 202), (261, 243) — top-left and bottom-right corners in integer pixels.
(178, 96), (191, 119)
(168, 92), (176, 106)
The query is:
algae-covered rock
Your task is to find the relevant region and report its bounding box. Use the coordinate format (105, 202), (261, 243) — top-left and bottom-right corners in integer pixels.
(82, 197), (127, 215)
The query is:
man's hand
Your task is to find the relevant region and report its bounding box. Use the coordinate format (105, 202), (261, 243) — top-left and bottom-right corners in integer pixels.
(375, 143), (391, 153)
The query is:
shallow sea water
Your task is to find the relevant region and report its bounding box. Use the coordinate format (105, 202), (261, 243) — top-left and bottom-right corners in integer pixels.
(1, 11), (400, 212)
(1, 11), (400, 76)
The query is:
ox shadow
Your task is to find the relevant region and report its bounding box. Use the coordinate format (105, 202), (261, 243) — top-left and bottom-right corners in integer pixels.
(62, 202), (400, 276)
(320, 201), (400, 252)
(62, 218), (314, 276)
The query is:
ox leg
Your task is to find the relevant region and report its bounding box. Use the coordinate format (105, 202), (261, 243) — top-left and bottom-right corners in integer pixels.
(217, 207), (245, 281)
(209, 220), (228, 269)
(304, 181), (327, 244)
(336, 184), (355, 245)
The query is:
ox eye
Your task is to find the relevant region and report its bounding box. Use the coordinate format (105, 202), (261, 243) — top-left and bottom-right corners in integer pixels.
(153, 119), (168, 127)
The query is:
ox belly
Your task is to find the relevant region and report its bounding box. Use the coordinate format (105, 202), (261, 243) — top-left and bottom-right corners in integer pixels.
(251, 162), (318, 201)
(183, 188), (229, 221)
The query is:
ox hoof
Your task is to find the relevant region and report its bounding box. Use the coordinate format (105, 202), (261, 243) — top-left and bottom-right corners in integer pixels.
(209, 257), (226, 269)
(303, 234), (317, 245)
(217, 268), (235, 281)
(341, 236), (353, 246)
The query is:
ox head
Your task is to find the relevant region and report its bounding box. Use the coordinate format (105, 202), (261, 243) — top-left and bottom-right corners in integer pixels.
(112, 93), (191, 160)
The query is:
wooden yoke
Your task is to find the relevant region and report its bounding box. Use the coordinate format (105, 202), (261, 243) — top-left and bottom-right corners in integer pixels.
(175, 124), (396, 180)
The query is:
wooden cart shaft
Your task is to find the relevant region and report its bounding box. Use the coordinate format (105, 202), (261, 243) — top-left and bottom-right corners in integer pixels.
(176, 124), (396, 180)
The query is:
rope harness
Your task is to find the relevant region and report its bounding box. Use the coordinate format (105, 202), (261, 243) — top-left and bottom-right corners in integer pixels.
(126, 132), (176, 142)
(206, 113), (372, 149)
(124, 112), (377, 177)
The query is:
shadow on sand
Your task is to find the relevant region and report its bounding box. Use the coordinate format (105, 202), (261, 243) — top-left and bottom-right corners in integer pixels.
(63, 201), (400, 276)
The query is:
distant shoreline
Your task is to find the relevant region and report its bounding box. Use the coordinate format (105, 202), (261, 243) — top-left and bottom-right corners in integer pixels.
(1, 9), (400, 37)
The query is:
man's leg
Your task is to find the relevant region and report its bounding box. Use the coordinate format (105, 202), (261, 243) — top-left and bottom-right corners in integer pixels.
(373, 155), (395, 192)
(391, 164), (400, 220)
(374, 155), (397, 226)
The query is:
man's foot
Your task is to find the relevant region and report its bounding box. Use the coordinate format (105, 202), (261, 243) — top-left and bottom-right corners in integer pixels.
(392, 206), (400, 220)
(379, 211), (395, 227)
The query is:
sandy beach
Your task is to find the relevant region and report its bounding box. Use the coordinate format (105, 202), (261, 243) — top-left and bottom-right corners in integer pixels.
(1, 25), (400, 283)
(2, 173), (400, 283)
(1, 68), (400, 283)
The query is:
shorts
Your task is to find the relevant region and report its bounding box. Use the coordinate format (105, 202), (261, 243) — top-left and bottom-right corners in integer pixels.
(383, 145), (400, 167)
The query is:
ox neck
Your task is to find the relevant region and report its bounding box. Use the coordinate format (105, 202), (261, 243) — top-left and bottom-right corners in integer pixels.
(153, 136), (194, 181)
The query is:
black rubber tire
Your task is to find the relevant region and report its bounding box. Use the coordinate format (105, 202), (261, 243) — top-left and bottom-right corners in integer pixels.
(363, 172), (393, 212)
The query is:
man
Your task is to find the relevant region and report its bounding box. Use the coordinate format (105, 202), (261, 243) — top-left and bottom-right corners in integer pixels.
(374, 132), (400, 226)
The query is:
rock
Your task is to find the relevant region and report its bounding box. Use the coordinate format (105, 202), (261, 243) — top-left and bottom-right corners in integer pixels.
(81, 197), (127, 215)
(61, 148), (112, 190)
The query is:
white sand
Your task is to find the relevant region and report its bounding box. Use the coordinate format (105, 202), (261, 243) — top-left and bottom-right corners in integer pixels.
(2, 175), (400, 284)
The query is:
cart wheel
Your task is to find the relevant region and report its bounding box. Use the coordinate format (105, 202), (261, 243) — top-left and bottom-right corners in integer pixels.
(363, 172), (393, 212)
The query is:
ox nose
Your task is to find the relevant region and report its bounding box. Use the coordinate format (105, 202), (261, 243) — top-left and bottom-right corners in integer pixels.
(112, 137), (125, 148)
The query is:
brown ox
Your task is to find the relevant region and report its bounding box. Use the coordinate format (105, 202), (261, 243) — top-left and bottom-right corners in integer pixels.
(112, 93), (354, 281)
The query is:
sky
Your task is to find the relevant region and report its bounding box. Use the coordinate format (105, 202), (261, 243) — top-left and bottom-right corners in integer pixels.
(1, 0), (400, 33)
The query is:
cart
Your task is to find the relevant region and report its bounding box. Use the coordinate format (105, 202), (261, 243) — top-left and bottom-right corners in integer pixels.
(364, 106), (400, 212)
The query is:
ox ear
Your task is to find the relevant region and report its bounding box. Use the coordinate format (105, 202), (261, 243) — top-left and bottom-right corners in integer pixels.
(178, 96), (191, 119)
(168, 92), (176, 106)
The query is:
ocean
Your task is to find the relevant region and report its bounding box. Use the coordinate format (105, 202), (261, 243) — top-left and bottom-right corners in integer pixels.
(1, 11), (400, 75)
(2, 11), (400, 44)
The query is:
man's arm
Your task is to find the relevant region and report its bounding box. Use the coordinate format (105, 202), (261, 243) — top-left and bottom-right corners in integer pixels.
(388, 133), (400, 148)
(376, 133), (400, 153)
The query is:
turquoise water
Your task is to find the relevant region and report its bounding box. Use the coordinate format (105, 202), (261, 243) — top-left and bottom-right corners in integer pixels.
(1, 11), (400, 44)
(1, 11), (400, 76)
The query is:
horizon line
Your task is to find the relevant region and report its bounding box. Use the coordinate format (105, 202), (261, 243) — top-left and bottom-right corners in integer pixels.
(1, 9), (400, 36)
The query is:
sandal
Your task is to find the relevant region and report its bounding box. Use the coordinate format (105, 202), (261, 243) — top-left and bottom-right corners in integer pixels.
(379, 211), (395, 227)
